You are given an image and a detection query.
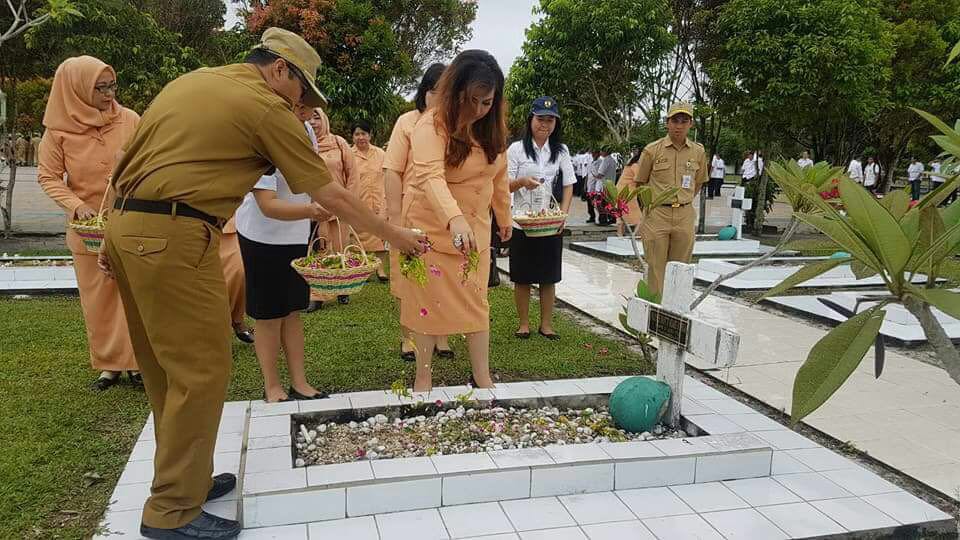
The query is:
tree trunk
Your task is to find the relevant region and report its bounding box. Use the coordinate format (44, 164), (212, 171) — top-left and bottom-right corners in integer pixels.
(752, 165), (770, 237)
(1, 145), (15, 237)
(903, 296), (960, 387)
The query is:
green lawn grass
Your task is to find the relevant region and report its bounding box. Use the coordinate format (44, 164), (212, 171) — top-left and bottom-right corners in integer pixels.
(0, 283), (651, 539)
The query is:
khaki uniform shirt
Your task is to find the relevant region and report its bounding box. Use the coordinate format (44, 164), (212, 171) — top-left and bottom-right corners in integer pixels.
(113, 64), (331, 220)
(635, 136), (708, 205)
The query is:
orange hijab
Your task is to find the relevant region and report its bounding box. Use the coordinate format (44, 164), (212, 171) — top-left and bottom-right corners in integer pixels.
(42, 56), (122, 134)
(312, 108), (344, 154)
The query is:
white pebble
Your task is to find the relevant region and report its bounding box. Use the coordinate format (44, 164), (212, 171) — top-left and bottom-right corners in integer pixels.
(295, 458), (305, 467)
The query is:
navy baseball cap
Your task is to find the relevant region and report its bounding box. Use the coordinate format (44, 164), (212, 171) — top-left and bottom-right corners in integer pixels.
(531, 96), (560, 118)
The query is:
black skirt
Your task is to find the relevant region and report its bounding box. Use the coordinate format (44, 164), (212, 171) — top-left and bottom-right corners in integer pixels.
(509, 227), (563, 285)
(238, 234), (309, 320)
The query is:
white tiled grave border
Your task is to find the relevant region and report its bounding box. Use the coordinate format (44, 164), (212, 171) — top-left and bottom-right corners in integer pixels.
(696, 257), (938, 291)
(572, 237), (772, 260)
(0, 265), (77, 292)
(98, 376), (955, 539)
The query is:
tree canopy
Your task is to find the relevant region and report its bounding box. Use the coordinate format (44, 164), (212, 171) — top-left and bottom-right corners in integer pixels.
(506, 0), (675, 146)
(699, 0), (895, 164)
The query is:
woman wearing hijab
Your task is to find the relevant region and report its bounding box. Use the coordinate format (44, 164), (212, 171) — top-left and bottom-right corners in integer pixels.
(351, 120), (389, 281)
(401, 50), (511, 392)
(37, 56), (141, 390)
(383, 63), (453, 362)
(306, 107), (357, 308)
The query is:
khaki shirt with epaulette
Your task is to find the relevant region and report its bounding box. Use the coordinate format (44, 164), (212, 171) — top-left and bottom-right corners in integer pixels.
(635, 136), (708, 205)
(113, 64), (332, 220)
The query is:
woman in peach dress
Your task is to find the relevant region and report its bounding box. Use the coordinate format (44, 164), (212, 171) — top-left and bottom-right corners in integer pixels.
(400, 50), (511, 392)
(37, 56), (141, 390)
(383, 63), (452, 362)
(351, 120), (389, 280)
(307, 107), (357, 308)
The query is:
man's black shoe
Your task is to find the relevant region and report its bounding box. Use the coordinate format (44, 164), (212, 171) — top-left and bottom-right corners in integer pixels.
(206, 473), (237, 502)
(140, 511), (241, 539)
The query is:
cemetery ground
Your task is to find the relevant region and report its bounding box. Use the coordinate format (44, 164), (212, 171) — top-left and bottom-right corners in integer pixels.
(0, 283), (652, 539)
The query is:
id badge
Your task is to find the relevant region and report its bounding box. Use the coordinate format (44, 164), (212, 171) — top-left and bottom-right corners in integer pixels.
(682, 175), (693, 189)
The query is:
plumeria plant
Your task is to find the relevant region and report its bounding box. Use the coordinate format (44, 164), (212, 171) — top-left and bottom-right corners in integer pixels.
(752, 119), (960, 423)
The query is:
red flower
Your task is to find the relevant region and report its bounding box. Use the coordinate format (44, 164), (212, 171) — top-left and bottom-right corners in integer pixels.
(435, 399), (443, 407)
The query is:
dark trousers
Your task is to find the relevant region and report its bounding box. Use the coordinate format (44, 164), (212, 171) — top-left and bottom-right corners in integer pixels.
(911, 180), (921, 201)
(489, 212), (502, 286)
(587, 199), (596, 222)
(708, 177), (724, 198)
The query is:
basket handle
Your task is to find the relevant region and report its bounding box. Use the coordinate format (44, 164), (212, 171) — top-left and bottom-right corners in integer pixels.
(306, 221), (331, 258)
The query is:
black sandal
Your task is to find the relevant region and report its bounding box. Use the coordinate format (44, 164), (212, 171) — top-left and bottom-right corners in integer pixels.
(538, 329), (560, 341)
(288, 387), (330, 400)
(514, 331), (531, 339)
(91, 372), (120, 391)
(435, 347), (455, 359)
(127, 371), (144, 386)
(337, 295), (350, 305)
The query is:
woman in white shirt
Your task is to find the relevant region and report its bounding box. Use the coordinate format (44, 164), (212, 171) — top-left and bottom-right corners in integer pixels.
(236, 103), (327, 403)
(797, 151), (814, 168)
(863, 156), (880, 192)
(507, 97), (576, 339)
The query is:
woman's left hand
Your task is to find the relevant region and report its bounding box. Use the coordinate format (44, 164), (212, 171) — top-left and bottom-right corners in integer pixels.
(498, 225), (512, 243)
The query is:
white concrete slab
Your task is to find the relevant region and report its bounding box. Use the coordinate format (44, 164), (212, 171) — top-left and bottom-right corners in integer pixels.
(696, 257), (938, 290)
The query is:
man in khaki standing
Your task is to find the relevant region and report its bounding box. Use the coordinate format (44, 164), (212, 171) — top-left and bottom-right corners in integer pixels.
(100, 28), (425, 539)
(633, 101), (708, 295)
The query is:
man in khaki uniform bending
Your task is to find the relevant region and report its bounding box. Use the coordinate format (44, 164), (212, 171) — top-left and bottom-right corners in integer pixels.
(99, 28), (425, 540)
(634, 102), (707, 295)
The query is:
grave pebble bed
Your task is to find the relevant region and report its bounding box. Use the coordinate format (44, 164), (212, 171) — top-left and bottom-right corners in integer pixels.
(294, 405), (688, 466)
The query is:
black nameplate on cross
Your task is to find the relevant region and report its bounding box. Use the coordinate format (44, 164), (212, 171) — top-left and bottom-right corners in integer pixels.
(648, 306), (691, 347)
(731, 199), (743, 209)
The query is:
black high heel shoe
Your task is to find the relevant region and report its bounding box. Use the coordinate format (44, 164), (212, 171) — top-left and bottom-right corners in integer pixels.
(434, 346), (454, 360)
(127, 371), (144, 386)
(337, 295), (350, 305)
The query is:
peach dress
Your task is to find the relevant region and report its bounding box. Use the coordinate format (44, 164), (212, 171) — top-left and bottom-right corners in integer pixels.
(383, 109), (421, 298)
(219, 216), (245, 324)
(313, 110), (356, 253)
(351, 144), (387, 251)
(37, 56), (140, 372)
(399, 110), (510, 335)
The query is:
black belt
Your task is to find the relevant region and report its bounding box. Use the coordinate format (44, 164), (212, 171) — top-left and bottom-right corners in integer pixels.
(661, 202), (691, 208)
(114, 198), (224, 228)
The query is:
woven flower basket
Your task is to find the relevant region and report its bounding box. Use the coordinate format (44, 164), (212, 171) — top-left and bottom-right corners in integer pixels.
(68, 183), (111, 254)
(514, 187), (567, 238)
(292, 219), (380, 300)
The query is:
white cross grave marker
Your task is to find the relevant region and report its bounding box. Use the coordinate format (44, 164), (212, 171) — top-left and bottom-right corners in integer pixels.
(626, 262), (740, 426)
(730, 187), (753, 240)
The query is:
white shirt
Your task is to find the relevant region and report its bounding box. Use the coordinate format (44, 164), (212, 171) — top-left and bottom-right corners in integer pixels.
(797, 158), (814, 168)
(908, 162), (924, 181)
(741, 158), (757, 179)
(931, 162), (944, 183)
(573, 153), (590, 176)
(236, 122), (316, 245)
(847, 159), (863, 182)
(507, 140), (577, 228)
(864, 162), (880, 186)
(710, 156), (725, 179)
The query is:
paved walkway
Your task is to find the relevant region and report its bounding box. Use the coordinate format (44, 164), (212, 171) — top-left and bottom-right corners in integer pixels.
(498, 251), (960, 500)
(4, 166), (64, 234)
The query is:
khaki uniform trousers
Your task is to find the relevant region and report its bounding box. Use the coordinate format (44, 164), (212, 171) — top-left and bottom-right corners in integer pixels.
(105, 210), (231, 529)
(640, 204), (696, 295)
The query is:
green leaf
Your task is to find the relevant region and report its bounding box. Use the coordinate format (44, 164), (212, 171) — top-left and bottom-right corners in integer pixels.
(793, 213), (883, 270)
(912, 219), (960, 273)
(635, 279), (660, 304)
(650, 187), (680, 208)
(910, 287), (960, 319)
(838, 178), (910, 276)
(759, 257), (850, 300)
(918, 173), (960, 210)
(911, 108), (960, 144)
(948, 39), (960, 66)
(879, 189), (910, 221)
(909, 206), (945, 277)
(790, 305), (886, 424)
(851, 260), (878, 280)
